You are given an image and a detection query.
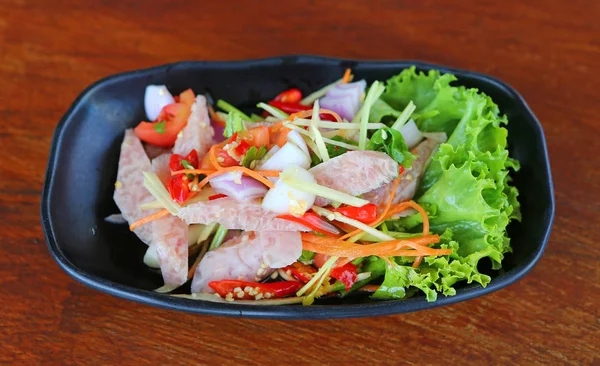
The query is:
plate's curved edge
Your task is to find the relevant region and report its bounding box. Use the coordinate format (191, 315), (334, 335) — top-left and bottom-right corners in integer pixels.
(40, 55), (555, 319)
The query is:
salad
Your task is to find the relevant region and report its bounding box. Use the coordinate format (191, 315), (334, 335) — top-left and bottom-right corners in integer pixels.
(109, 67), (520, 306)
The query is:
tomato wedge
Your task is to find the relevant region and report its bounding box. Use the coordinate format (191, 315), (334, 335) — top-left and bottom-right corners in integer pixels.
(134, 90), (194, 147)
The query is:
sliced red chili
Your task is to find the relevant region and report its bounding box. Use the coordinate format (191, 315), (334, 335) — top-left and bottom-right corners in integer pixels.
(267, 101), (337, 121)
(273, 88), (303, 104)
(208, 193), (228, 200)
(333, 203), (378, 224)
(234, 139), (251, 156)
(277, 211), (341, 237)
(169, 149), (199, 171)
(282, 262), (317, 283)
(330, 263), (358, 291)
(208, 280), (302, 300)
(167, 174), (191, 204)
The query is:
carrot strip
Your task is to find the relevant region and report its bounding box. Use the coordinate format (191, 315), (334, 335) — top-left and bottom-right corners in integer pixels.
(196, 166), (275, 190)
(209, 145), (223, 170)
(360, 284), (380, 292)
(129, 209), (169, 231)
(172, 168), (281, 177)
(412, 257), (424, 268)
(285, 108), (343, 122)
(301, 233), (447, 259)
(342, 68), (352, 84)
(171, 169), (217, 176)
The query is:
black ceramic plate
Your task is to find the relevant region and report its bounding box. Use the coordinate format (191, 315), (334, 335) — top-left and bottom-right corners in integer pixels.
(41, 56), (554, 319)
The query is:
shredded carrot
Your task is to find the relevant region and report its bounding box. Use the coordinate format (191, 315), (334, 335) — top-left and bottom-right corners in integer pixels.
(196, 166), (275, 190)
(172, 168), (281, 177)
(412, 256), (424, 268)
(342, 68), (352, 84)
(301, 233), (447, 259)
(360, 284), (380, 292)
(171, 169), (217, 176)
(209, 145), (223, 171)
(285, 108), (343, 122)
(129, 209), (169, 231)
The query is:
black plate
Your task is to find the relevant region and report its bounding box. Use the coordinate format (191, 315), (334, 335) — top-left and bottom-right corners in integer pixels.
(41, 56), (554, 319)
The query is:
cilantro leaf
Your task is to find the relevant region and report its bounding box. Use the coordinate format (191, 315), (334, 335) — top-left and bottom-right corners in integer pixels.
(153, 120), (166, 134)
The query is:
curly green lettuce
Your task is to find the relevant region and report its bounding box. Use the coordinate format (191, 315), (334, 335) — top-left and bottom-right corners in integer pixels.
(370, 66), (520, 301)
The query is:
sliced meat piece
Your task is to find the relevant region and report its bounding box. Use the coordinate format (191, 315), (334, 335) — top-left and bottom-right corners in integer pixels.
(151, 153), (171, 187)
(173, 95), (214, 158)
(143, 143), (171, 160)
(309, 150), (399, 206)
(113, 129), (156, 245)
(363, 138), (441, 207)
(152, 214), (188, 287)
(177, 198), (310, 231)
(191, 231), (302, 293)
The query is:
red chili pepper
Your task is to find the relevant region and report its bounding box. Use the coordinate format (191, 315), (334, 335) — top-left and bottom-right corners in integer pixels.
(208, 193), (228, 200)
(330, 263), (358, 291)
(234, 139), (251, 156)
(208, 280), (302, 300)
(169, 149), (199, 171)
(229, 132), (238, 143)
(273, 88), (303, 104)
(282, 262), (317, 283)
(333, 203), (378, 224)
(167, 174), (191, 204)
(277, 211), (341, 237)
(267, 101), (337, 122)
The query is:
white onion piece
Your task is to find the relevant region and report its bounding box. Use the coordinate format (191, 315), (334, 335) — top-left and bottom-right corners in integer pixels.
(210, 175), (268, 201)
(209, 171), (243, 184)
(258, 142), (311, 171)
(286, 129), (309, 157)
(400, 119), (424, 149)
(104, 213), (127, 224)
(262, 165), (316, 215)
(326, 80), (367, 100)
(319, 80), (366, 121)
(320, 93), (361, 121)
(143, 246), (160, 268)
(144, 85), (175, 121)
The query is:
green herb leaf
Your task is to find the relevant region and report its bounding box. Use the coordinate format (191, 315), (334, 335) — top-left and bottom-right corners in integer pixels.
(366, 127), (414, 168)
(153, 120), (166, 134)
(180, 159), (194, 170)
(223, 112), (245, 138)
(298, 250), (316, 263)
(240, 145), (267, 168)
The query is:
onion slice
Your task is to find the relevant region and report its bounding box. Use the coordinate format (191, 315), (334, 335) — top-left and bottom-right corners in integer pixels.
(400, 119), (424, 149)
(209, 172), (268, 202)
(144, 85), (175, 121)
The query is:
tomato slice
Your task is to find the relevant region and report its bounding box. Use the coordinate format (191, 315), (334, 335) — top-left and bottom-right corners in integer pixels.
(134, 90), (195, 147)
(239, 126), (270, 148)
(134, 102), (190, 147)
(273, 88), (303, 104)
(268, 121), (291, 148)
(179, 89), (195, 106)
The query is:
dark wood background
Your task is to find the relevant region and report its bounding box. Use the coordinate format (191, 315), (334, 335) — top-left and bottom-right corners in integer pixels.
(1, 0), (598, 364)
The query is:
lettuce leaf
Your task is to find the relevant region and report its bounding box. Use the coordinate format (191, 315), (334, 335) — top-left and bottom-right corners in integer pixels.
(370, 66), (520, 301)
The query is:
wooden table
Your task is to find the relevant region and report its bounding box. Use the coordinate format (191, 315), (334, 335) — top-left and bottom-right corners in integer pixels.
(1, 0), (598, 364)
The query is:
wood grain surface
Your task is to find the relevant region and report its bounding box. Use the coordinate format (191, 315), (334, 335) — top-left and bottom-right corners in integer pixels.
(1, 0), (599, 364)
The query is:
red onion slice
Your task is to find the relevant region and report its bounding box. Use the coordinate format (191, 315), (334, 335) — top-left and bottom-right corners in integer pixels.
(209, 172), (268, 202)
